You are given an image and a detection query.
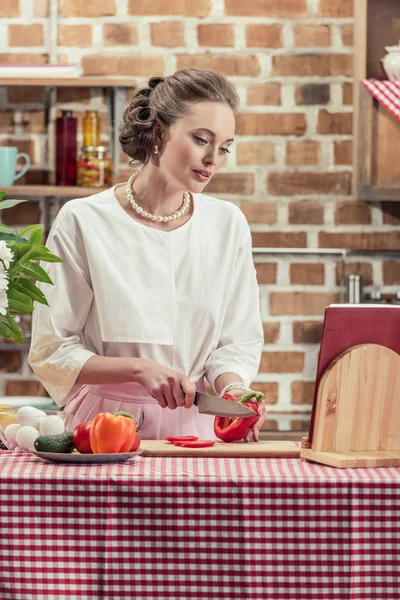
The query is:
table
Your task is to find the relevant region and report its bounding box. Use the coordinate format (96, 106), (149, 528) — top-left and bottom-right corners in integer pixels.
(0, 451), (399, 600)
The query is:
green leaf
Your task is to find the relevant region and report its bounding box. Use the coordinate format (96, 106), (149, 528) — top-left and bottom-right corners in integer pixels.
(19, 224), (43, 238)
(0, 232), (28, 244)
(11, 278), (48, 305)
(29, 251), (63, 263)
(0, 191), (6, 202)
(0, 199), (27, 211)
(17, 262), (53, 284)
(0, 318), (15, 340)
(0, 223), (14, 234)
(3, 314), (24, 344)
(8, 288), (33, 311)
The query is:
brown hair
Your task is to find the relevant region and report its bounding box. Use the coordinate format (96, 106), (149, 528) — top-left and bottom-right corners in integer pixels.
(119, 68), (239, 164)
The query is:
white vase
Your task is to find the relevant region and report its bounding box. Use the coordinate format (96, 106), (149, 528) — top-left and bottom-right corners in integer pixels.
(382, 42), (400, 81)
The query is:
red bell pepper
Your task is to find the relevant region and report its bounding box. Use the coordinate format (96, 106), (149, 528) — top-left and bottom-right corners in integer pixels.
(214, 393), (260, 442)
(165, 436), (199, 443)
(174, 440), (215, 448)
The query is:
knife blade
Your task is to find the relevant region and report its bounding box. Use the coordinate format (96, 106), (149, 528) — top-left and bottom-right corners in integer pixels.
(194, 392), (255, 418)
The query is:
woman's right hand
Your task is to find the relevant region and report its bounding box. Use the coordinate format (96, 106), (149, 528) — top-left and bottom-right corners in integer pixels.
(134, 358), (196, 410)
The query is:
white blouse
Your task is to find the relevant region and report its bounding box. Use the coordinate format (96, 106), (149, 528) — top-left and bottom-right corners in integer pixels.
(28, 187), (264, 407)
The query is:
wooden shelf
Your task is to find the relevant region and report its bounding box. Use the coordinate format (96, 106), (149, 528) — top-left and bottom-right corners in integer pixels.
(0, 76), (134, 88)
(1, 185), (108, 198)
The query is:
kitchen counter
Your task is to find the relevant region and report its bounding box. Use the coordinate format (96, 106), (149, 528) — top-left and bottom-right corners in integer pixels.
(0, 450), (399, 600)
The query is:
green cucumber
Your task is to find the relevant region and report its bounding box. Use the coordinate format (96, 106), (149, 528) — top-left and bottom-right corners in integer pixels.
(34, 431), (74, 453)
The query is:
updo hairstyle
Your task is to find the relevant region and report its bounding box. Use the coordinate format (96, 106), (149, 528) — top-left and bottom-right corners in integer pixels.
(119, 68), (239, 164)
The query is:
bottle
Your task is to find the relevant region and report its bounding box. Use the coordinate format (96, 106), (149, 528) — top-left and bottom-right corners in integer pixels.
(56, 110), (77, 186)
(391, 291), (400, 305)
(83, 110), (101, 147)
(365, 289), (387, 304)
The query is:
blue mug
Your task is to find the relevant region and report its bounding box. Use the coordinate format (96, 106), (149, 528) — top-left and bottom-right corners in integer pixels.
(0, 147), (31, 187)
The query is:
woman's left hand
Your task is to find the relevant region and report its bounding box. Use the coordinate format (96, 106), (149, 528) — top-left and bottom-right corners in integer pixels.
(228, 389), (267, 442)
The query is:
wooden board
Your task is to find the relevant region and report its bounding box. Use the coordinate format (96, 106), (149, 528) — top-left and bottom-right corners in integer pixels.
(301, 448), (400, 469)
(312, 344), (400, 454)
(139, 440), (300, 458)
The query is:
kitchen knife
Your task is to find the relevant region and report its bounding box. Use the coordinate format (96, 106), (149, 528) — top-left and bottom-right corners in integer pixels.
(194, 392), (256, 418)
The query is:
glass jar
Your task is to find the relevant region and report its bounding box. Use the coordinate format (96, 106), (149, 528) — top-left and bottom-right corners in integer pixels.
(56, 110), (77, 186)
(77, 146), (113, 187)
(83, 110), (101, 147)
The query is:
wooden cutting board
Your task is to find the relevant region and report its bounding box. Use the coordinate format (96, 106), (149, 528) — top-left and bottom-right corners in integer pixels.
(139, 440), (300, 458)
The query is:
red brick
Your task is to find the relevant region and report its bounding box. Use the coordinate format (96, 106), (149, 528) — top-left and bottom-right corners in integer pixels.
(293, 321), (323, 344)
(0, 352), (22, 372)
(383, 263), (400, 285)
(237, 141), (275, 165)
(318, 0), (353, 17)
(225, 0), (307, 17)
(56, 88), (92, 104)
(177, 54), (260, 77)
(59, 0), (116, 17)
(0, 54), (47, 65)
(198, 24), (234, 47)
(272, 54), (353, 77)
(290, 263), (325, 285)
(382, 203), (400, 226)
(82, 54), (164, 77)
(250, 383), (278, 405)
(318, 110), (352, 134)
(5, 380), (48, 396)
(288, 200), (324, 225)
(151, 22), (185, 47)
(270, 292), (339, 315)
(246, 24), (282, 48)
(268, 172), (352, 196)
(335, 262), (373, 286)
(0, 111), (13, 133)
(334, 201), (371, 225)
(286, 141), (320, 165)
(22, 111), (46, 134)
(291, 381), (315, 405)
(295, 83), (330, 105)
(255, 263), (277, 284)
(319, 232), (400, 251)
(103, 24), (137, 46)
(58, 25), (93, 47)
(342, 82), (353, 105)
(0, 0), (20, 16)
(260, 351), (304, 373)
(240, 202), (277, 224)
(204, 173), (254, 195)
(334, 140), (352, 165)
(247, 83), (281, 106)
(128, 0), (210, 16)
(294, 25), (331, 48)
(8, 88), (46, 104)
(341, 25), (353, 47)
(236, 113), (306, 136)
(252, 232), (307, 248)
(1, 202), (41, 225)
(9, 25), (44, 47)
(262, 322), (280, 344)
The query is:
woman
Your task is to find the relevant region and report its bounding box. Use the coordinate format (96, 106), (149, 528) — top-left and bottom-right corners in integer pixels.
(29, 68), (265, 442)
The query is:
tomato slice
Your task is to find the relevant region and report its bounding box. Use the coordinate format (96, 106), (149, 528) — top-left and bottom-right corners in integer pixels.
(174, 440), (216, 448)
(165, 436), (199, 443)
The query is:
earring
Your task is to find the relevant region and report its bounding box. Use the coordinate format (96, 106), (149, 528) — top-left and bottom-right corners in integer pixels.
(154, 145), (159, 155)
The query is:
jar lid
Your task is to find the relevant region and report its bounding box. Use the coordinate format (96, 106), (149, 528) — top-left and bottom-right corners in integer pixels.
(82, 145), (108, 152)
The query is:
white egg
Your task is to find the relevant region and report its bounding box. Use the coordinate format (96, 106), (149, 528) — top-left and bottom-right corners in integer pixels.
(39, 415), (65, 436)
(16, 425), (40, 450)
(4, 423), (21, 448)
(17, 406), (46, 429)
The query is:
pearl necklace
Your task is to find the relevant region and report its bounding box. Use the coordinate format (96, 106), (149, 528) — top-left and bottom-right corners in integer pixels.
(126, 171), (191, 223)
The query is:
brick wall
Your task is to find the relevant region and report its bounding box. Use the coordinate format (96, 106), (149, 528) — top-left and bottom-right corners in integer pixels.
(0, 0), (399, 423)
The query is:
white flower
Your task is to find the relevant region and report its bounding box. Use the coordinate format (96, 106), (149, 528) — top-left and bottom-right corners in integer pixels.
(0, 240), (13, 269)
(0, 288), (8, 316)
(0, 262), (9, 291)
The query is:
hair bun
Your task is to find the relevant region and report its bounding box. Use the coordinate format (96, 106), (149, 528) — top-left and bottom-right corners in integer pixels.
(148, 76), (165, 90)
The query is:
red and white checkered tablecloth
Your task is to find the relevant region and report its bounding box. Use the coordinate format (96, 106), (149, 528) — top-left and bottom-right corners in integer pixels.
(362, 79), (400, 121)
(0, 451), (399, 600)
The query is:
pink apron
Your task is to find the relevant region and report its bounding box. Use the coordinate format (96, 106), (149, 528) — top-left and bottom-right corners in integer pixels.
(63, 380), (217, 440)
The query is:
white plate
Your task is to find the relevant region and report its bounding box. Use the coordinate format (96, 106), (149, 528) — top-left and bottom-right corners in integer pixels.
(30, 450), (141, 464)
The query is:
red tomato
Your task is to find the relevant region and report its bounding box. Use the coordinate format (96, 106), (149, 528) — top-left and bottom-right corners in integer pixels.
(165, 436), (199, 443)
(72, 420), (93, 454)
(173, 440), (215, 448)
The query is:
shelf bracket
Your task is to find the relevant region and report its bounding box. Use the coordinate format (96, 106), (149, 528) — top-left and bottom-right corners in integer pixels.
(107, 86), (126, 179)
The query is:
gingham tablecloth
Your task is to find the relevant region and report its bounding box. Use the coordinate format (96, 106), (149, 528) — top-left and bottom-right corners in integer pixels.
(362, 79), (400, 121)
(0, 451), (399, 600)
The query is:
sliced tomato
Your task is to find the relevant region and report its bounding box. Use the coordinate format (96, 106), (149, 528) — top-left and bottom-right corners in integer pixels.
(165, 436), (199, 443)
(174, 440), (216, 448)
